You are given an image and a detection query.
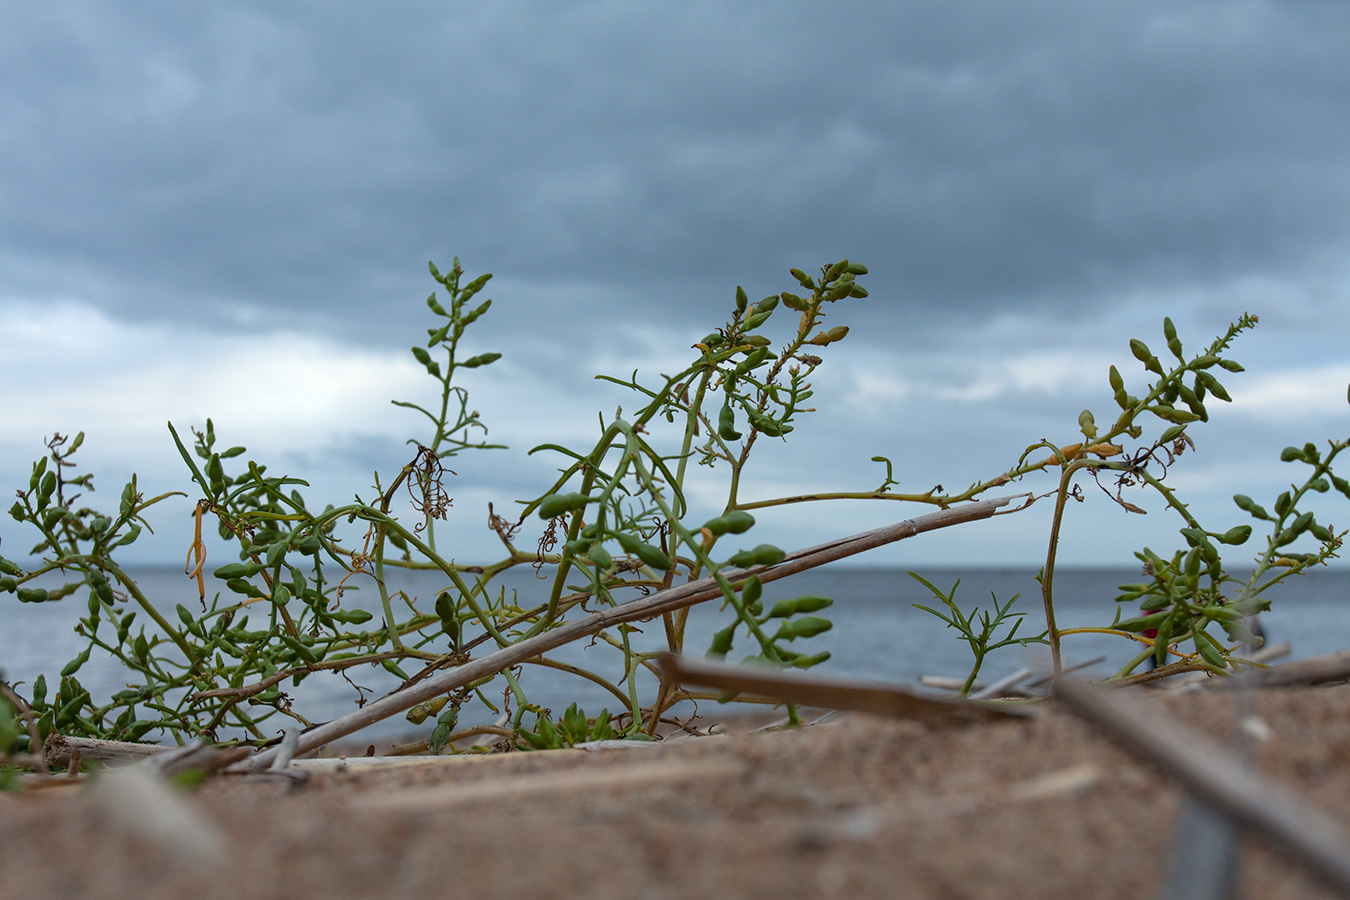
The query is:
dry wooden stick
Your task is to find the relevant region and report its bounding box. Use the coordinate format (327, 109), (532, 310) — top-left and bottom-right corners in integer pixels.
(656, 653), (1029, 724)
(232, 494), (1024, 771)
(1055, 676), (1350, 895)
(1226, 648), (1350, 689)
(45, 733), (168, 769)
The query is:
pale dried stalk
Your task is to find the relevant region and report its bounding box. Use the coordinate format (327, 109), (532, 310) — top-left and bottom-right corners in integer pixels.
(656, 653), (1028, 724)
(232, 494), (1024, 771)
(45, 733), (167, 769)
(1056, 676), (1350, 895)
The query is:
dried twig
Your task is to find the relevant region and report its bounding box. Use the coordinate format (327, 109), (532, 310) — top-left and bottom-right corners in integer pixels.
(656, 653), (1030, 724)
(1055, 676), (1350, 895)
(1224, 648), (1350, 689)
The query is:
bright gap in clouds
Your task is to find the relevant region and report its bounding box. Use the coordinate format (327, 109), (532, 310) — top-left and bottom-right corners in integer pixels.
(2, 293), (1347, 570)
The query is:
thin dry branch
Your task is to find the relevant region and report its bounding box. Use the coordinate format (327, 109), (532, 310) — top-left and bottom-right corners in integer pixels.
(232, 493), (1025, 771)
(1055, 676), (1350, 895)
(44, 733), (167, 769)
(656, 653), (1029, 724)
(1226, 648), (1350, 689)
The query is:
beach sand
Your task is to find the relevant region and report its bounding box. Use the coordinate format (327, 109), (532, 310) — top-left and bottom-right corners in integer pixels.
(3, 684), (1349, 899)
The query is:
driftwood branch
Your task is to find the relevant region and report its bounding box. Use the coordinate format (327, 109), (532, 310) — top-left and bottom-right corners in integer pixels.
(655, 653), (1029, 724)
(1055, 676), (1350, 895)
(232, 494), (1025, 772)
(1226, 648), (1350, 689)
(45, 733), (167, 769)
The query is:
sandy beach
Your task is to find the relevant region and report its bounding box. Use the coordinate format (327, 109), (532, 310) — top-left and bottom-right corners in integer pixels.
(3, 681), (1350, 899)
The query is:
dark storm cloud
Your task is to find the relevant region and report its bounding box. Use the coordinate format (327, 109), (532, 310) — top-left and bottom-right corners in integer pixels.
(2, 0), (1348, 342)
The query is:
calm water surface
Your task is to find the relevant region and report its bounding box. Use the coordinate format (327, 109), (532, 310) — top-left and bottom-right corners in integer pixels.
(3, 565), (1347, 738)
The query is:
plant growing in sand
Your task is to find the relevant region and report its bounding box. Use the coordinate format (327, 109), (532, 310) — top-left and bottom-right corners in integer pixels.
(1, 257), (1346, 775)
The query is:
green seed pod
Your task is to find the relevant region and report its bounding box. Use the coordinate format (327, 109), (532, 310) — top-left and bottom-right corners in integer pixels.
(60, 648), (90, 678)
(780, 291), (811, 311)
(1280, 446), (1304, 462)
(735, 286), (748, 315)
(0, 557), (21, 577)
(614, 533), (673, 570)
(1078, 409), (1097, 440)
(1115, 609), (1170, 633)
(1195, 370), (1231, 402)
(1153, 616), (1174, 666)
(718, 402), (742, 441)
(1273, 491), (1293, 517)
(845, 262), (868, 275)
(17, 587), (49, 603)
(708, 625), (735, 657)
(461, 352), (502, 368)
(381, 660), (409, 681)
(742, 334), (772, 347)
(746, 409), (785, 437)
(265, 540), (288, 567)
(1219, 618), (1259, 646)
(1216, 525), (1252, 545)
(720, 510), (755, 534)
(462, 298), (493, 325)
(1176, 384), (1207, 420)
(1233, 494), (1272, 521)
(206, 454), (225, 497)
(1108, 365), (1124, 394)
(766, 597), (798, 619)
(1195, 634), (1228, 670)
(1151, 405), (1201, 424)
(587, 543), (612, 570)
(699, 332), (725, 347)
(807, 325), (850, 346)
(435, 592), (461, 643)
(827, 260), (849, 280)
(729, 544), (786, 568)
(780, 616), (832, 640)
(331, 608), (373, 624)
(742, 310), (772, 331)
(1333, 475), (1350, 501)
(633, 542), (673, 571)
(1163, 317), (1183, 360)
(703, 515), (731, 536)
(1288, 511), (1315, 539)
(213, 562), (249, 578)
(789, 268), (814, 289)
(38, 470), (57, 504)
(793, 595), (833, 614)
(271, 584), (291, 607)
(537, 492), (590, 519)
(741, 575), (762, 607)
(792, 651), (832, 669)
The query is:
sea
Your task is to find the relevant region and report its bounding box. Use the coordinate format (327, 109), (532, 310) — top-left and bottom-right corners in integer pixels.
(3, 565), (1348, 740)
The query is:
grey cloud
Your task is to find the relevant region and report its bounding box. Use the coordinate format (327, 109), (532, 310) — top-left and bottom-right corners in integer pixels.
(2, 0), (1348, 349)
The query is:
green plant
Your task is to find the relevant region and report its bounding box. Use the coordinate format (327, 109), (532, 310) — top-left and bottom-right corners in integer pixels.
(3, 256), (1345, 764)
(0, 257), (868, 750)
(910, 574), (1047, 696)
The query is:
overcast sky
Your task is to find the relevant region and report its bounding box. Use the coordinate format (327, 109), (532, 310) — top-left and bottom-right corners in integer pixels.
(2, 0), (1349, 575)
